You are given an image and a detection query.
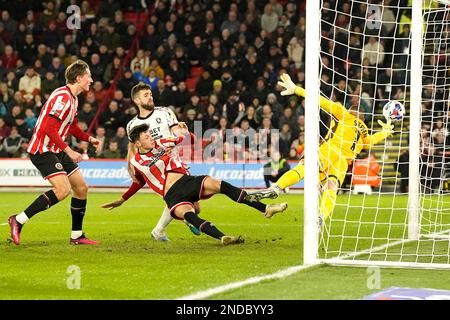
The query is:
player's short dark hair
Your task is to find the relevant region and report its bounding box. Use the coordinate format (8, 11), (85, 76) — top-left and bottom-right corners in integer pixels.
(129, 124), (149, 143)
(131, 83), (152, 100)
(65, 60), (89, 84)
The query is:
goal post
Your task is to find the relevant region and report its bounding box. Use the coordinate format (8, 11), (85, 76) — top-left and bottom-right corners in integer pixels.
(304, 0), (450, 269)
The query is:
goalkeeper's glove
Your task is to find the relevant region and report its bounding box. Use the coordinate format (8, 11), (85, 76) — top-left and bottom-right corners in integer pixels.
(277, 73), (304, 96)
(377, 119), (394, 137)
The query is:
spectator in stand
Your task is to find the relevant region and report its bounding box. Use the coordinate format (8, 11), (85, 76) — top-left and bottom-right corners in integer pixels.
(42, 19), (61, 50)
(103, 55), (121, 85)
(287, 148), (300, 160)
(24, 108), (37, 129)
(19, 66), (41, 104)
(362, 36), (385, 66)
(1, 45), (18, 70)
(92, 81), (107, 102)
(5, 71), (18, 94)
(141, 24), (161, 53)
(203, 104), (220, 131)
(287, 37), (303, 69)
(145, 69), (158, 90)
(48, 57), (65, 83)
(185, 109), (197, 133)
(261, 4), (279, 34)
(189, 36), (208, 68)
(78, 102), (95, 126)
(84, 90), (98, 111)
(263, 151), (290, 188)
(184, 94), (204, 117)
(17, 33), (36, 66)
(153, 79), (172, 107)
(130, 49), (150, 74)
(112, 89), (126, 110)
(279, 107), (297, 129)
(252, 77), (270, 104)
(13, 138), (29, 158)
(396, 149), (409, 193)
(14, 113), (32, 140)
(165, 59), (186, 84)
(100, 100), (125, 137)
(99, 140), (122, 159)
(239, 105), (260, 130)
(211, 80), (228, 105)
(279, 123), (293, 158)
(221, 11), (240, 35)
(3, 126), (24, 157)
(101, 24), (122, 52)
(173, 81), (190, 115)
(0, 117), (11, 141)
(113, 127), (129, 158)
(117, 69), (139, 100)
(94, 126), (107, 156)
(145, 58), (164, 79)
(89, 53), (106, 81)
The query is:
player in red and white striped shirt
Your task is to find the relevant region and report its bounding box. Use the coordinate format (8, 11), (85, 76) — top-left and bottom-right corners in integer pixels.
(101, 124), (288, 245)
(8, 60), (101, 246)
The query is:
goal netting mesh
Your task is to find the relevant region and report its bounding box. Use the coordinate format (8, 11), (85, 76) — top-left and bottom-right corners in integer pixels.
(317, 0), (450, 268)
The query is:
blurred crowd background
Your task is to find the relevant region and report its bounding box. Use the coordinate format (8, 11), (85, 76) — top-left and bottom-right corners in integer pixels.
(0, 0), (448, 176)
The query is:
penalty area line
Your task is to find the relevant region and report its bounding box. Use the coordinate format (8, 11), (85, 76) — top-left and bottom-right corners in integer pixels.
(176, 264), (316, 300)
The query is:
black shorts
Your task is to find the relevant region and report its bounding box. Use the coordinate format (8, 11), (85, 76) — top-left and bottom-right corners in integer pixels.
(30, 151), (79, 180)
(164, 175), (209, 219)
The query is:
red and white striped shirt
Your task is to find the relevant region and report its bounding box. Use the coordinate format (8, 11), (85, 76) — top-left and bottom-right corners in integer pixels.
(28, 86), (78, 154)
(129, 137), (189, 196)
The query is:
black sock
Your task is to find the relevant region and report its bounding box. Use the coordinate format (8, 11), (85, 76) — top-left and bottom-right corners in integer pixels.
(24, 190), (59, 219)
(184, 212), (225, 240)
(220, 181), (267, 213)
(71, 198), (86, 231)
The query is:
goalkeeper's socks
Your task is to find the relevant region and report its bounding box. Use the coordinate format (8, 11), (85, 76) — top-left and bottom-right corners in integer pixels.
(71, 198), (86, 232)
(276, 164), (305, 189)
(220, 181), (266, 213)
(184, 212), (225, 239)
(19, 190), (60, 223)
(320, 188), (337, 220)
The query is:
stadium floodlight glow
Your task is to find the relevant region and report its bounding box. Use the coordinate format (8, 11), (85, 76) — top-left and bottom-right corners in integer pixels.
(304, 0), (450, 269)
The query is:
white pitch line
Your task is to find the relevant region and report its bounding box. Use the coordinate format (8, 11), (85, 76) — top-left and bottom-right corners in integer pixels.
(176, 264), (316, 300)
(0, 223), (7, 226)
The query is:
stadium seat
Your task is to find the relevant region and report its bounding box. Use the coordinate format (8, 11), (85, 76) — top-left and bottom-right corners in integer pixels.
(190, 66), (204, 79)
(124, 12), (138, 24)
(186, 77), (198, 93)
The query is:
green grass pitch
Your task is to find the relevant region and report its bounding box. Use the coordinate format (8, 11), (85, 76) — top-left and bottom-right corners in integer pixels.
(0, 192), (449, 299)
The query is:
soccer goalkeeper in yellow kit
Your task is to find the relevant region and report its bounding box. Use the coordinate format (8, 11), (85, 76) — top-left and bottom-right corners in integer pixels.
(246, 73), (394, 224)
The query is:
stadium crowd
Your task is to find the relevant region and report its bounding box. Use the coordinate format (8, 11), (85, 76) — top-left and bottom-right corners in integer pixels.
(0, 0), (448, 175)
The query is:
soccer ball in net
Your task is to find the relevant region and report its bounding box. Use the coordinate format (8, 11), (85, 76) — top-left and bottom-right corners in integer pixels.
(382, 100), (405, 122)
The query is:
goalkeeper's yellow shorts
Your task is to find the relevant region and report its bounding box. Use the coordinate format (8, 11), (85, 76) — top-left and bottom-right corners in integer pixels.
(318, 145), (349, 187)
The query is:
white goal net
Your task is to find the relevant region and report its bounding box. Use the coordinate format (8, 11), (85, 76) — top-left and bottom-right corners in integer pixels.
(309, 0), (450, 268)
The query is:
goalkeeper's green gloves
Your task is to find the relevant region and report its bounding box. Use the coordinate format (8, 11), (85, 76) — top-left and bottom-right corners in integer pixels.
(368, 119), (394, 146)
(278, 73), (305, 97)
(377, 119), (394, 137)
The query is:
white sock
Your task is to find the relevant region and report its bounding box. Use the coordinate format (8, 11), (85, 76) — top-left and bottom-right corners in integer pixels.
(71, 230), (83, 239)
(154, 207), (173, 232)
(16, 212), (29, 225)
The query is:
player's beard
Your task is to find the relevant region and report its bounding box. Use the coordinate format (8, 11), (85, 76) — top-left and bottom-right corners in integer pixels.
(141, 103), (154, 111)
